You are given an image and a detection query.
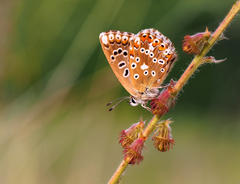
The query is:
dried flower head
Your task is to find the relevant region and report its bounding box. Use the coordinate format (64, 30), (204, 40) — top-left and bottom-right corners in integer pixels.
(150, 80), (176, 115)
(119, 118), (145, 148)
(123, 137), (145, 165)
(182, 27), (211, 55)
(152, 119), (175, 152)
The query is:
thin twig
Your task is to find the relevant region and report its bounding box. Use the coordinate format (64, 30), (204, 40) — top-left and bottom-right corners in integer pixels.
(108, 1), (240, 183)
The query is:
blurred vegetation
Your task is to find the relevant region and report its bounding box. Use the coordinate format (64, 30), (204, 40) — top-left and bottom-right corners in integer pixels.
(0, 0), (239, 183)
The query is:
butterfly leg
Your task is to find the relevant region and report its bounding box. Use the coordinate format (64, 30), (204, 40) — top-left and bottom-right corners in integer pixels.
(141, 103), (152, 112)
(155, 83), (170, 89)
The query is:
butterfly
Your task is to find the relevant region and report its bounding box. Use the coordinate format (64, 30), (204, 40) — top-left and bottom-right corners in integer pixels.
(99, 28), (177, 111)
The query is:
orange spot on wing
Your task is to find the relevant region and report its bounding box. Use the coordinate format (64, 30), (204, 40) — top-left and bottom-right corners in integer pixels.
(116, 38), (121, 44)
(134, 42), (139, 48)
(152, 41), (160, 47)
(159, 43), (166, 51)
(130, 47), (134, 55)
(148, 35), (154, 43)
(166, 53), (172, 58)
(122, 39), (128, 45)
(141, 35), (148, 42)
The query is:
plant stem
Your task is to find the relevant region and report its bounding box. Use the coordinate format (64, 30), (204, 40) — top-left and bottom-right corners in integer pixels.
(142, 115), (161, 139)
(173, 0), (240, 95)
(108, 114), (163, 184)
(108, 160), (128, 184)
(108, 1), (240, 183)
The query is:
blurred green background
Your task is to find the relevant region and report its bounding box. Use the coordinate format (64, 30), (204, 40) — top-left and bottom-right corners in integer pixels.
(0, 0), (240, 183)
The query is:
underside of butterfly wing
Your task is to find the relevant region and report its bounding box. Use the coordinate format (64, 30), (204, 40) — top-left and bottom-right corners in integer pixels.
(129, 28), (177, 93)
(99, 31), (138, 97)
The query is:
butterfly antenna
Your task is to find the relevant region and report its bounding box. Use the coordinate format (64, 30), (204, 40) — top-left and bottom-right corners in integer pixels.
(106, 97), (128, 106)
(107, 97), (130, 111)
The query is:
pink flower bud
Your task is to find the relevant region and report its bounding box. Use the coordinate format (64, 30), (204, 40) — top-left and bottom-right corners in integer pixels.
(152, 120), (175, 152)
(182, 27), (211, 55)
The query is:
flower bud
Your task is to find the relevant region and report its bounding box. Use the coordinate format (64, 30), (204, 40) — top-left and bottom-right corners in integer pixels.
(119, 118), (145, 148)
(182, 27), (211, 55)
(152, 119), (175, 152)
(123, 137), (145, 165)
(150, 80), (176, 115)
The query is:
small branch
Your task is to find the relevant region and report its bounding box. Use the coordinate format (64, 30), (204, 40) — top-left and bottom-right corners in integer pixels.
(108, 160), (128, 184)
(108, 1), (240, 183)
(142, 115), (161, 139)
(173, 0), (240, 95)
(108, 114), (163, 184)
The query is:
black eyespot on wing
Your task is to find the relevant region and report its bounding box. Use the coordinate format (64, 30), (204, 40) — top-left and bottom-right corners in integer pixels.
(118, 48), (122, 54)
(113, 50), (118, 55)
(123, 68), (129, 77)
(118, 61), (126, 68)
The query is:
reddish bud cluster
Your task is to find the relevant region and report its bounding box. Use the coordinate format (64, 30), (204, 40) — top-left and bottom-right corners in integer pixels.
(150, 80), (176, 115)
(119, 119), (145, 164)
(152, 120), (175, 152)
(119, 119), (145, 148)
(122, 137), (145, 165)
(182, 27), (211, 55)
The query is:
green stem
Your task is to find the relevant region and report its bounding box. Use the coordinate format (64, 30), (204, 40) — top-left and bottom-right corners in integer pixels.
(108, 160), (128, 184)
(108, 1), (240, 183)
(142, 115), (161, 139)
(173, 0), (240, 95)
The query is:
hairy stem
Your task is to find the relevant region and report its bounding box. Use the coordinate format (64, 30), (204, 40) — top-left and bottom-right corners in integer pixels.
(173, 0), (240, 95)
(142, 115), (161, 139)
(108, 160), (128, 184)
(108, 1), (240, 183)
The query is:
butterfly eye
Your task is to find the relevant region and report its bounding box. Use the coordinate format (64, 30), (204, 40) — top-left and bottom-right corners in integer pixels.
(129, 96), (139, 106)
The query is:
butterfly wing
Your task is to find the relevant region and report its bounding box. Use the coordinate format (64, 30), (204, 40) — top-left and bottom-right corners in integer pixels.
(99, 31), (138, 97)
(129, 28), (177, 92)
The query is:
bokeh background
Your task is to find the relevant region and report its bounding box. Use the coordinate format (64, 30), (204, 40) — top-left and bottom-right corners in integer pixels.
(0, 0), (240, 183)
